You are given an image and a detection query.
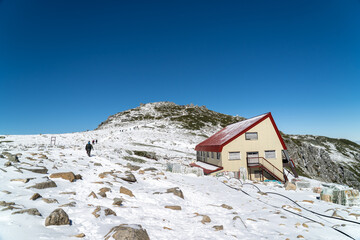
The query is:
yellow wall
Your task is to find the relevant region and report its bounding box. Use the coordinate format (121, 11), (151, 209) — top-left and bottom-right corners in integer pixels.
(220, 117), (284, 180)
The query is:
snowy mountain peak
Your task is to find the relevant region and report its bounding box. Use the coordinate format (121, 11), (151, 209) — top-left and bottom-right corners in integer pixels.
(96, 101), (245, 132)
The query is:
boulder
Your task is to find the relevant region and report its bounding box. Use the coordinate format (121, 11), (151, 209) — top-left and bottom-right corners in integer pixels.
(144, 167), (157, 172)
(73, 233), (85, 238)
(285, 182), (296, 191)
(100, 187), (111, 193)
(21, 167), (48, 174)
(60, 191), (76, 195)
(313, 187), (322, 194)
(120, 173), (137, 183)
(166, 187), (184, 199)
(120, 186), (134, 197)
(201, 215), (211, 224)
(99, 171), (113, 179)
(59, 202), (76, 207)
(113, 198), (124, 206)
(42, 198), (59, 204)
(49, 172), (76, 182)
(4, 161), (12, 167)
(104, 224), (150, 240)
(98, 192), (107, 198)
(73, 233), (86, 238)
(45, 208), (70, 226)
(104, 208), (117, 216)
(126, 163), (141, 171)
(28, 181), (57, 189)
(0, 201), (15, 207)
(10, 178), (30, 183)
(74, 174), (82, 180)
(92, 206), (101, 218)
(88, 191), (98, 199)
(30, 193), (42, 200)
(7, 154), (19, 163)
(221, 204), (233, 210)
(213, 225), (223, 231)
(165, 205), (182, 211)
(12, 208), (42, 216)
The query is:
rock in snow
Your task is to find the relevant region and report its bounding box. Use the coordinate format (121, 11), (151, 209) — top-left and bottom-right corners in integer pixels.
(45, 208), (70, 226)
(104, 224), (150, 240)
(28, 180), (57, 189)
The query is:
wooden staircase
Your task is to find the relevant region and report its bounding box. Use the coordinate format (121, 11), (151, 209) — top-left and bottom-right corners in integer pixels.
(247, 157), (288, 183)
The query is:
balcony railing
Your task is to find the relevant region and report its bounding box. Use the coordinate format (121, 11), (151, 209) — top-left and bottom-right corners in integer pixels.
(247, 157), (286, 182)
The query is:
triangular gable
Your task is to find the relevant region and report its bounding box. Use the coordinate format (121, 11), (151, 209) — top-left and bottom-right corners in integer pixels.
(195, 112), (287, 152)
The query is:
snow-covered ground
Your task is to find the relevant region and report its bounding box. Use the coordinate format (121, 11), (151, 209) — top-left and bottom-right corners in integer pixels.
(1, 125), (360, 240)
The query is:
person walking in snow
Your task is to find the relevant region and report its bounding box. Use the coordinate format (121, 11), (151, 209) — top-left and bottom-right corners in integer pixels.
(85, 141), (93, 157)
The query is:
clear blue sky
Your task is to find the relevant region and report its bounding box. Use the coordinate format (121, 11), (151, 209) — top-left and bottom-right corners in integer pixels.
(0, 0), (359, 141)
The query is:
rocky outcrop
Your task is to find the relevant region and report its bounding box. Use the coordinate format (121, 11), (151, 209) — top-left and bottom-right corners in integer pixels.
(96, 102), (244, 131)
(104, 224), (150, 240)
(283, 135), (360, 189)
(28, 181), (57, 189)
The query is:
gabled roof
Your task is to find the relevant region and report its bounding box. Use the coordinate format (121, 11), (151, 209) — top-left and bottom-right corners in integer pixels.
(195, 112), (287, 152)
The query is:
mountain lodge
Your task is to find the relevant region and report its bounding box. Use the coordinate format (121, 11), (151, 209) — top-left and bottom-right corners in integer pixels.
(193, 112), (296, 183)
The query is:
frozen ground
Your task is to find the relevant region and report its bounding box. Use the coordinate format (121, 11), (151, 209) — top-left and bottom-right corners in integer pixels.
(0, 125), (360, 240)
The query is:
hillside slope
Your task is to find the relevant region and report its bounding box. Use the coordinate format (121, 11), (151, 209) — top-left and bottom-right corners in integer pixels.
(97, 102), (360, 190)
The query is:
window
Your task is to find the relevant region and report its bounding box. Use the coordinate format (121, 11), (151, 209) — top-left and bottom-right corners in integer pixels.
(206, 152), (209, 158)
(216, 152), (221, 160)
(211, 152), (214, 158)
(245, 132), (258, 140)
(265, 150), (276, 159)
(228, 152), (241, 160)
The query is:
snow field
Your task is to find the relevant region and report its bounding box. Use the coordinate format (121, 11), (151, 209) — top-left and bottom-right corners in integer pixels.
(0, 125), (360, 240)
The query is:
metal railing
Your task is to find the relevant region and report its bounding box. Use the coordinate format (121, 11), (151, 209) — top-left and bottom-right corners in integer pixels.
(247, 157), (286, 182)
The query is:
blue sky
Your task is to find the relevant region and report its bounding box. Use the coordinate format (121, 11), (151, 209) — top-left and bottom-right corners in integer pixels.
(0, 0), (359, 141)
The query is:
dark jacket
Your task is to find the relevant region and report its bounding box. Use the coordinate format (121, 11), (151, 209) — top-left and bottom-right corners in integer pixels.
(85, 143), (93, 151)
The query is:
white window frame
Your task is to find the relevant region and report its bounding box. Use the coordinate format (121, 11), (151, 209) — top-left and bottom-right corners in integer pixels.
(245, 132), (258, 140)
(265, 150), (276, 159)
(228, 151), (241, 160)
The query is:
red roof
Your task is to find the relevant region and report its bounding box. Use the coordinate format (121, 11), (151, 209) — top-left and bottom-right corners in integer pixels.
(195, 112), (287, 152)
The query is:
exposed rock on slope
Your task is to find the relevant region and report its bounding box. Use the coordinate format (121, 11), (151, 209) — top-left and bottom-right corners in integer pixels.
(97, 101), (244, 131)
(283, 134), (360, 189)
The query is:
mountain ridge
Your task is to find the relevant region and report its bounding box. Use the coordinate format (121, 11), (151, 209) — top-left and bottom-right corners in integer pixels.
(97, 101), (360, 189)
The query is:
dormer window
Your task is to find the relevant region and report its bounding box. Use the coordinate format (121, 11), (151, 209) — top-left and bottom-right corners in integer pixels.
(245, 132), (258, 140)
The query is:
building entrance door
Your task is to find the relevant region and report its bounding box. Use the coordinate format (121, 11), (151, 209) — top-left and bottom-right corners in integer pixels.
(247, 152), (259, 165)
